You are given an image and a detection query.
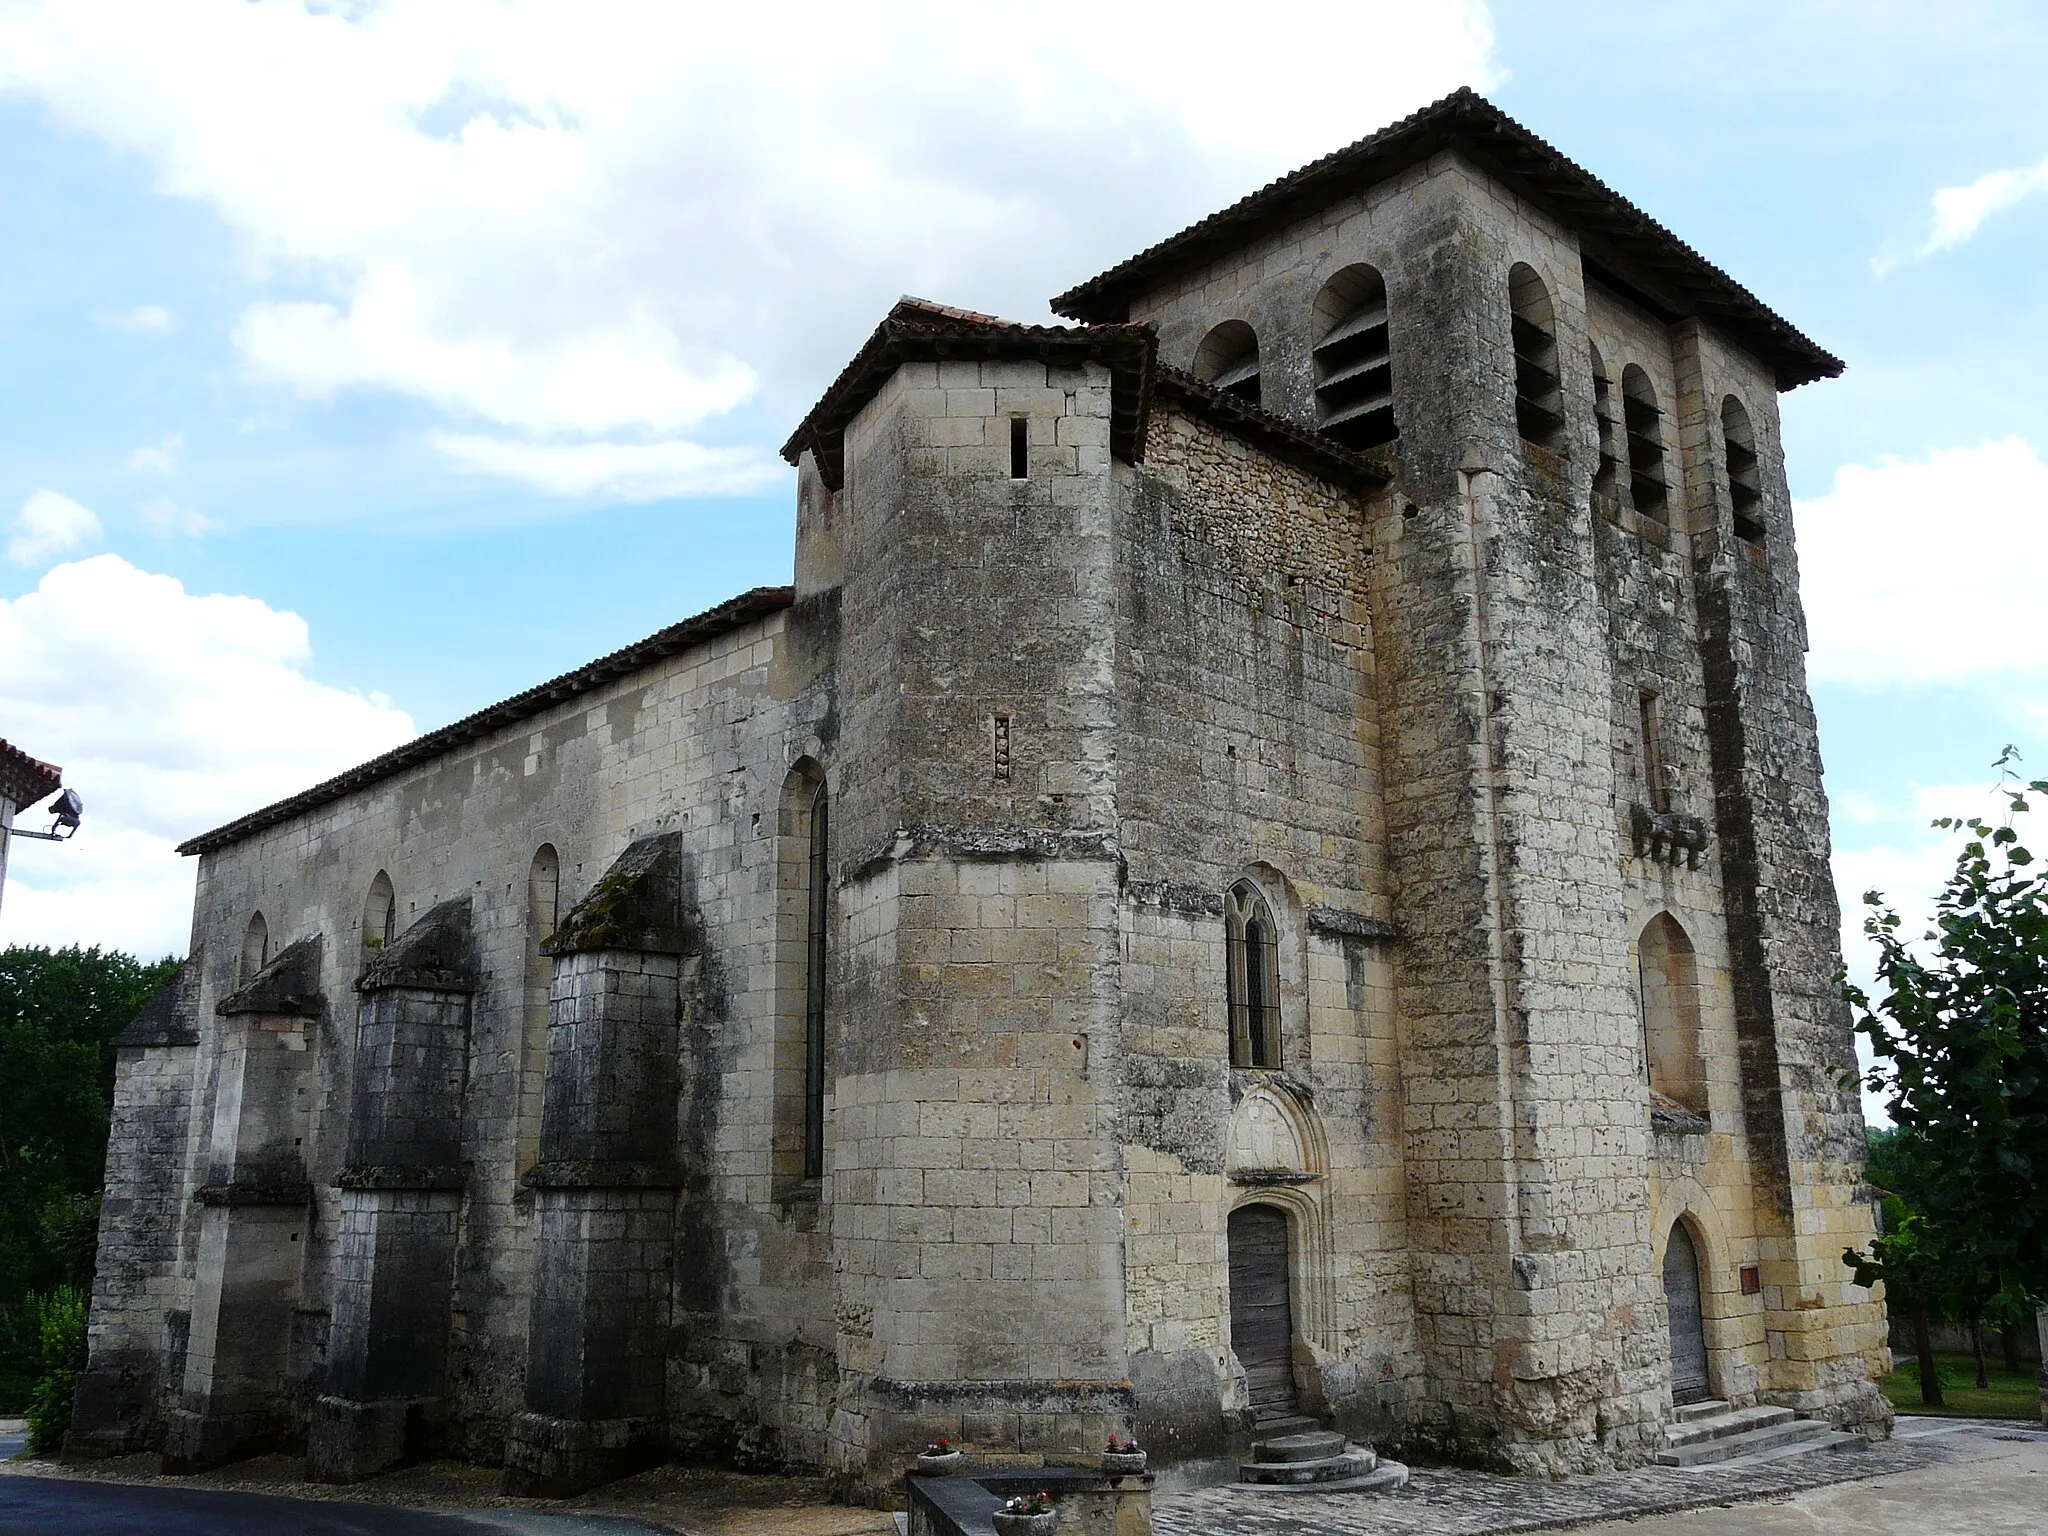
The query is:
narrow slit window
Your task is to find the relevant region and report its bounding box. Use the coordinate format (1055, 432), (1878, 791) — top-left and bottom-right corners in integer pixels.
(1010, 416), (1028, 479)
(1640, 690), (1668, 813)
(1194, 320), (1261, 406)
(803, 781), (830, 1181)
(1312, 264), (1397, 450)
(1722, 395), (1765, 544)
(1225, 881), (1282, 1070)
(1590, 343), (1620, 500)
(1508, 264), (1565, 450)
(1621, 365), (1668, 519)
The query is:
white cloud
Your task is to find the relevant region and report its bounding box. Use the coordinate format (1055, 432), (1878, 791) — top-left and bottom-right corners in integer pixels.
(140, 497), (219, 538)
(0, 554), (415, 958)
(96, 302), (178, 333)
(1798, 437), (2048, 688)
(430, 431), (783, 501)
(129, 432), (183, 474)
(8, 488), (103, 566)
(0, 0), (1496, 498)
(1920, 153), (2048, 256)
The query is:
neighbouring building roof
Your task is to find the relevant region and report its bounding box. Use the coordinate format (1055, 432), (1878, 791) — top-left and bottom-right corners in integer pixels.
(0, 739), (62, 813)
(1051, 88), (1843, 391)
(177, 585), (795, 858)
(1151, 365), (1391, 491)
(781, 297), (1157, 490)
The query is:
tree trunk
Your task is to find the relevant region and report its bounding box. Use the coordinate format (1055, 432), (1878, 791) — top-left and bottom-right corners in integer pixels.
(2003, 1325), (2022, 1375)
(1915, 1302), (1944, 1407)
(1972, 1311), (1990, 1391)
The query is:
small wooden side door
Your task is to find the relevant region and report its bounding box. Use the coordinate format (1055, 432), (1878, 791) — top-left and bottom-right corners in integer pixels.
(1228, 1204), (1298, 1419)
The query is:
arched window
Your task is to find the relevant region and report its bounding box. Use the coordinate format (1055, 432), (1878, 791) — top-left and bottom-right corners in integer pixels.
(1639, 913), (1707, 1115)
(240, 912), (269, 984)
(803, 781), (830, 1180)
(1589, 343), (1620, 500)
(516, 845), (560, 1176)
(1312, 265), (1396, 449)
(1194, 320), (1261, 406)
(773, 764), (831, 1190)
(1721, 396), (1764, 544)
(1621, 365), (1669, 519)
(360, 871), (395, 964)
(1225, 882), (1282, 1069)
(1508, 264), (1564, 449)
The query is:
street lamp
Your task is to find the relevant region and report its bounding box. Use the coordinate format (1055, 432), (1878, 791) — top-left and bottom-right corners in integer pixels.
(11, 788), (83, 843)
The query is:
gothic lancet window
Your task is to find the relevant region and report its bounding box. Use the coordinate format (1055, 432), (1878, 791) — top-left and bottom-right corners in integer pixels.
(802, 782), (830, 1180)
(1226, 882), (1282, 1070)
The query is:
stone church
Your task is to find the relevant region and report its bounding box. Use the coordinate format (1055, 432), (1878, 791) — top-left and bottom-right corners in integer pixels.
(70, 88), (1891, 1495)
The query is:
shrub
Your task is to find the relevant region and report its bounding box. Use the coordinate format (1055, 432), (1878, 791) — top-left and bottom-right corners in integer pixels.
(24, 1286), (88, 1454)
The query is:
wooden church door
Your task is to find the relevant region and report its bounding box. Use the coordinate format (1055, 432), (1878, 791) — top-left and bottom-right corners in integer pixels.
(1228, 1204), (1298, 1419)
(1664, 1220), (1711, 1403)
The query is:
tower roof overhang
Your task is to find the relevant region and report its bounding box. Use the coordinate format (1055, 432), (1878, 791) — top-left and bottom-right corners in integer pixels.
(780, 298), (1157, 492)
(1050, 88), (1842, 392)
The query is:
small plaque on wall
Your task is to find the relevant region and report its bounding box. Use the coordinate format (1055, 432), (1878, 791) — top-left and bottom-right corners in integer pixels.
(1739, 1264), (1762, 1296)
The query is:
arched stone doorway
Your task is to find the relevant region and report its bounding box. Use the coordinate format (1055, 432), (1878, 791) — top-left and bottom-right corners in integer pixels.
(1664, 1220), (1710, 1403)
(1228, 1204), (1296, 1420)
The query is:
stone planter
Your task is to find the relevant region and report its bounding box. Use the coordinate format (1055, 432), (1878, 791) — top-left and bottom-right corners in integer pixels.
(1100, 1449), (1147, 1477)
(913, 1449), (962, 1476)
(991, 1511), (1057, 1536)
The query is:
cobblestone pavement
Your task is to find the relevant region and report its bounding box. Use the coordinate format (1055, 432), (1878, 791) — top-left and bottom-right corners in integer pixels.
(1153, 1420), (2048, 1536)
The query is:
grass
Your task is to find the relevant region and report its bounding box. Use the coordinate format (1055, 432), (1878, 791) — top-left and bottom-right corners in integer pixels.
(1883, 1349), (2043, 1419)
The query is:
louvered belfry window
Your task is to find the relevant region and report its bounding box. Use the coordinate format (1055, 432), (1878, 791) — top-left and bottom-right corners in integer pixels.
(1622, 365), (1669, 519)
(1508, 263), (1564, 449)
(1721, 395), (1765, 544)
(1226, 882), (1282, 1069)
(1313, 264), (1397, 450)
(1590, 343), (1621, 500)
(1194, 320), (1262, 406)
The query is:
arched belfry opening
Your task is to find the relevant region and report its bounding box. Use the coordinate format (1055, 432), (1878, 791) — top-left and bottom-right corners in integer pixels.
(1622, 365), (1669, 520)
(1722, 395), (1765, 544)
(1664, 1219), (1711, 1403)
(1638, 913), (1707, 1116)
(1228, 1203), (1297, 1422)
(1312, 264), (1396, 449)
(1508, 263), (1564, 449)
(1194, 320), (1262, 406)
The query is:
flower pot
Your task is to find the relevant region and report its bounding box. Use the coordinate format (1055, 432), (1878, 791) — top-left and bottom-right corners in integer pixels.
(991, 1511), (1057, 1536)
(1100, 1449), (1147, 1476)
(914, 1449), (962, 1476)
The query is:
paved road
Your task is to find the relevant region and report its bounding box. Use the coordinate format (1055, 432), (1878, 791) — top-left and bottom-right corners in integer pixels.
(0, 1477), (665, 1536)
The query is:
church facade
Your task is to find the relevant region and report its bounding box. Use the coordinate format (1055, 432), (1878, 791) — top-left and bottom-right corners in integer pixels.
(70, 89), (1891, 1495)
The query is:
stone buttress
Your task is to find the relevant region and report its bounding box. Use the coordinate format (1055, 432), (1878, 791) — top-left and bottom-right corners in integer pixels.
(308, 897), (479, 1481)
(503, 834), (696, 1496)
(162, 938), (323, 1473)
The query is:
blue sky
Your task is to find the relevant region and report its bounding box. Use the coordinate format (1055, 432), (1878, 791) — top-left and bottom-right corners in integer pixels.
(1, 0), (2045, 1031)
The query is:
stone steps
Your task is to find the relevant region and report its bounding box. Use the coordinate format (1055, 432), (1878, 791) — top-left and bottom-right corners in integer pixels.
(1235, 1429), (1410, 1493)
(1659, 1402), (1865, 1468)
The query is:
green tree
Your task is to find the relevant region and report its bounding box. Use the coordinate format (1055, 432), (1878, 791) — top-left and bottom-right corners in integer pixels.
(1844, 760), (2048, 1397)
(0, 945), (179, 1411)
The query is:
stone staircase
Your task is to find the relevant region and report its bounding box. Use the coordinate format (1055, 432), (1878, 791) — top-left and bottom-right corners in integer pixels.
(1235, 1427), (1410, 1493)
(1658, 1399), (1866, 1468)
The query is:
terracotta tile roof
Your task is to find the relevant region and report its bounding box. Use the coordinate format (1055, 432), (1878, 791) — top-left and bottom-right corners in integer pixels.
(1151, 366), (1391, 491)
(781, 297), (1157, 490)
(1051, 88), (1842, 391)
(177, 585), (795, 857)
(0, 739), (62, 812)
